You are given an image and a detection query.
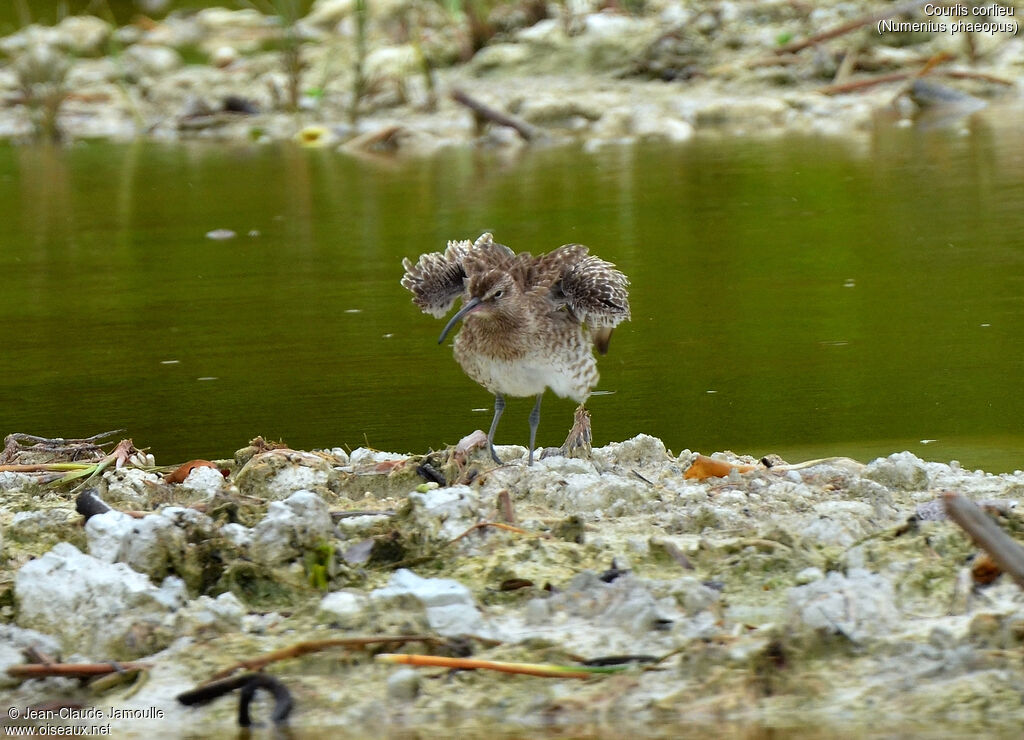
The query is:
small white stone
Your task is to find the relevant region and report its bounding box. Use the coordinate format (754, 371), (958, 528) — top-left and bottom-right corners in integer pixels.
(386, 667), (421, 701)
(320, 591), (368, 627)
(795, 567), (824, 585)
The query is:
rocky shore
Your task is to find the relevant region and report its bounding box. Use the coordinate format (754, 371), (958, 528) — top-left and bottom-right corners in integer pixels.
(2, 432), (1023, 735)
(0, 1), (1021, 151)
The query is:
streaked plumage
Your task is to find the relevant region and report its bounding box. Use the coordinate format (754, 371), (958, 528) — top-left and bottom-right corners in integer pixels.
(401, 232), (630, 464)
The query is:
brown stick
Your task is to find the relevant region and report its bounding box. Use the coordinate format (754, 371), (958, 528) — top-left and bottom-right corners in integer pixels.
(943, 491), (1024, 590)
(819, 71), (911, 95)
(943, 69), (1015, 86)
(821, 68), (1016, 95)
(446, 520), (547, 546)
(207, 635), (445, 681)
(496, 490), (516, 524)
(376, 653), (615, 679)
(886, 52), (955, 105)
(8, 662), (151, 679)
(778, 0), (928, 54)
(450, 88), (539, 141)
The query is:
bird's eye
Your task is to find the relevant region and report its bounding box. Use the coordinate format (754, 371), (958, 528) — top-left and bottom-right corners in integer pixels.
(493, 290), (504, 299)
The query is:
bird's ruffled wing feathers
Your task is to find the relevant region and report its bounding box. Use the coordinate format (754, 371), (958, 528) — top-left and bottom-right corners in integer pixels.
(555, 245), (631, 354)
(462, 232), (516, 281)
(528, 244), (589, 299)
(401, 233), (516, 317)
(400, 250), (466, 318)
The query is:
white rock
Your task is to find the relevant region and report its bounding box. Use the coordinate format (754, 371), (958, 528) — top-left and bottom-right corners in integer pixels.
(632, 108), (695, 143)
(593, 435), (670, 468)
(320, 590), (368, 628)
(65, 58), (120, 87)
(864, 451), (931, 490)
(8, 509), (76, 542)
(220, 523), (251, 548)
(534, 456), (597, 475)
(364, 45), (420, 81)
(516, 19), (562, 43)
(795, 567), (824, 585)
(672, 577), (721, 614)
(335, 514), (390, 535)
(103, 467), (163, 506)
(799, 501), (876, 547)
(787, 569), (899, 642)
(0, 625), (62, 689)
(178, 592), (245, 632)
(181, 465), (226, 497)
(559, 472), (649, 513)
(386, 667), (421, 700)
(86, 507), (216, 579)
(470, 43), (531, 74)
(270, 462), (329, 496)
(15, 543), (186, 659)
(305, 0), (355, 28)
(54, 15), (112, 56)
(196, 8), (272, 33)
(209, 45), (239, 68)
(348, 448), (408, 466)
(407, 485), (483, 541)
(370, 568), (488, 637)
(124, 44), (183, 77)
(0, 472), (34, 491)
(235, 450), (334, 501)
(250, 490), (333, 564)
(325, 447), (351, 464)
(583, 14), (645, 38)
(0, 26), (59, 57)
(85, 510), (136, 562)
(524, 597), (550, 624)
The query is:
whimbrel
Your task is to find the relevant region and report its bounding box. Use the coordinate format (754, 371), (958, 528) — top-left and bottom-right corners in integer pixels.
(401, 233), (630, 465)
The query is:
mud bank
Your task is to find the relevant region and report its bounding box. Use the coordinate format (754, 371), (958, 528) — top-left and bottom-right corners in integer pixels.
(0, 1), (1021, 151)
(2, 433), (1023, 736)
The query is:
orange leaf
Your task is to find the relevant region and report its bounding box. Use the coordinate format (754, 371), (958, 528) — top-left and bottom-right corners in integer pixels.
(684, 454), (759, 481)
(164, 460), (219, 484)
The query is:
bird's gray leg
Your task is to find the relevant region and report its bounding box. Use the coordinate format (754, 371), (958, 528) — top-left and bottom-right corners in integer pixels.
(487, 393), (505, 465)
(527, 393), (543, 466)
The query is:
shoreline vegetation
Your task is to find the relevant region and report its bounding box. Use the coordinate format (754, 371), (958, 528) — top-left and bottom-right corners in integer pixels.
(0, 0), (1019, 150)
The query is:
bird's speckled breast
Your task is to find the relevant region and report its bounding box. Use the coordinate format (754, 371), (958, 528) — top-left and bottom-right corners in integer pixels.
(453, 319), (597, 403)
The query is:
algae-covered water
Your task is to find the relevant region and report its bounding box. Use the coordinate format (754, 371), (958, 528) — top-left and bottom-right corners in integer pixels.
(2, 122), (1024, 470)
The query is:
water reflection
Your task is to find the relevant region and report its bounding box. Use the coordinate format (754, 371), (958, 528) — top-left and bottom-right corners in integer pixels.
(1, 114), (1023, 471)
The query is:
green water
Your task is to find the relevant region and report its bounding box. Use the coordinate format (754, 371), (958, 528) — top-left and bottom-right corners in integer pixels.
(2, 121), (1024, 471)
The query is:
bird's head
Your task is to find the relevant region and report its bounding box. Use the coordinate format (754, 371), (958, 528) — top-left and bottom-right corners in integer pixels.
(438, 271), (518, 344)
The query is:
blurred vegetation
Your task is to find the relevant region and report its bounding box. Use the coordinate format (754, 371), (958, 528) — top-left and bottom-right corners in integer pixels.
(13, 43), (70, 141)
(0, 2), (316, 33)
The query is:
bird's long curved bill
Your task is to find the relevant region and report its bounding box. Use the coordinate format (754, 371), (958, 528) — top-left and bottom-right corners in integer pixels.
(438, 297), (481, 344)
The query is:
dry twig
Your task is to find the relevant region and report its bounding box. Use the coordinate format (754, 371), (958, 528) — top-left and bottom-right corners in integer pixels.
(777, 1), (928, 54)
(451, 88), (539, 141)
(8, 662), (151, 680)
(943, 491), (1024, 589)
(446, 520), (548, 546)
(207, 635), (445, 681)
(376, 653), (630, 679)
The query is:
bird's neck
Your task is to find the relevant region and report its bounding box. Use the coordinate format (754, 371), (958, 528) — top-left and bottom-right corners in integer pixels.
(461, 309), (529, 355)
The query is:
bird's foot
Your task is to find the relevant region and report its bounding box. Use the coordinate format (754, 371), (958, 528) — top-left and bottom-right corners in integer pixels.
(559, 404), (593, 459)
(488, 442), (503, 465)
